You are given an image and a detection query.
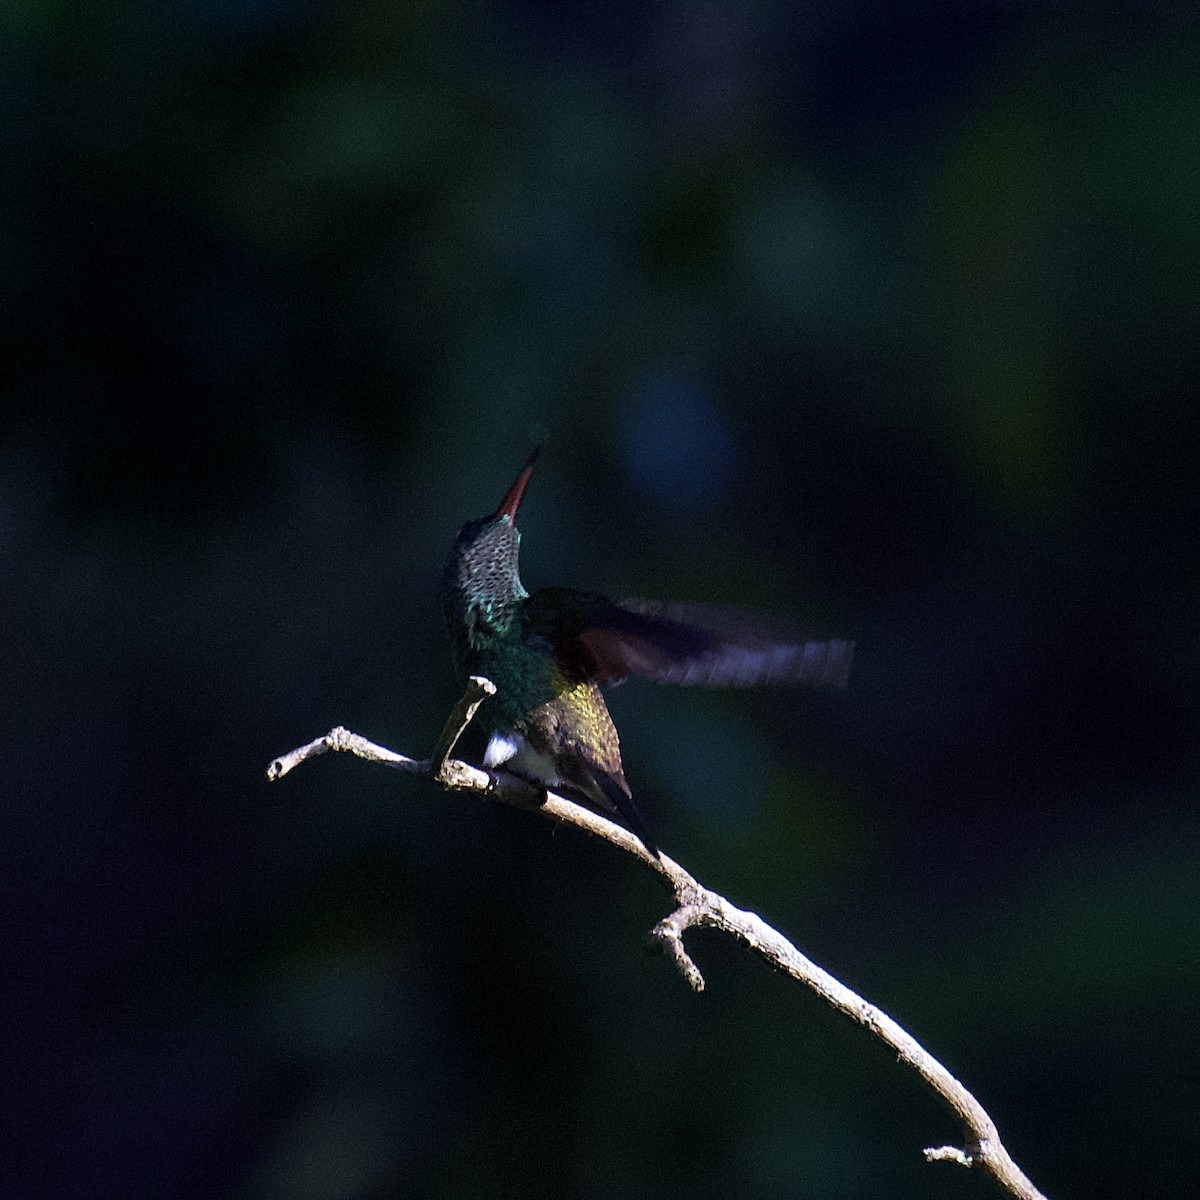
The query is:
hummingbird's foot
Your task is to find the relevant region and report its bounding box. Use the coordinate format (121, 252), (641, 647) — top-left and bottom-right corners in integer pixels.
(487, 766), (553, 811)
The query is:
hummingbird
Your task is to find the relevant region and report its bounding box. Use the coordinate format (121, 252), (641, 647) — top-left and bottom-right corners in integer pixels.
(440, 450), (854, 854)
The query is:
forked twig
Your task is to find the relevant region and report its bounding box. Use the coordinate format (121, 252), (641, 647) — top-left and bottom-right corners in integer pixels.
(267, 677), (1048, 1200)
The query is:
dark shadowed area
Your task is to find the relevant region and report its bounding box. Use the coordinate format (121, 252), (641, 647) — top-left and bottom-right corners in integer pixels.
(5, 2), (1199, 1198)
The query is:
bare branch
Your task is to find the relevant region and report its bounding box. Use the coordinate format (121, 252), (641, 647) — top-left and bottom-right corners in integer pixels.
(429, 674), (496, 780)
(267, 725), (422, 780)
(266, 681), (1049, 1200)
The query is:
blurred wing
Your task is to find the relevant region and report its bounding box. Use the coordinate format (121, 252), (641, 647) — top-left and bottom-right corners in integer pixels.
(526, 590), (854, 688)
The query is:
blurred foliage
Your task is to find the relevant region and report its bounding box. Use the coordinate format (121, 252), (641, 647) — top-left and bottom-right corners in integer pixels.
(4, 2), (1200, 1198)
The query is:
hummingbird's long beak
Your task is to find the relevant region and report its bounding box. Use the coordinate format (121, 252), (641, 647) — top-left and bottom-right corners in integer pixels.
(492, 447), (540, 523)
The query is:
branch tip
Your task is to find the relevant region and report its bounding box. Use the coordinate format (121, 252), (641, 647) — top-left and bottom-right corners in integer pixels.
(649, 918), (706, 992)
(925, 1145), (976, 1167)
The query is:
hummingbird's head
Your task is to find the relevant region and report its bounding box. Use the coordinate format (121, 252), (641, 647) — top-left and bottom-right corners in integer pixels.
(440, 449), (538, 643)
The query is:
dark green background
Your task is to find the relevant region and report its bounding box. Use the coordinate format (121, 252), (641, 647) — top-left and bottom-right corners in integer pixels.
(6, 2), (1199, 1197)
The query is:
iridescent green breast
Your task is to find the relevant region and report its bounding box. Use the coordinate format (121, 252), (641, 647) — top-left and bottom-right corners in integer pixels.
(473, 634), (571, 731)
